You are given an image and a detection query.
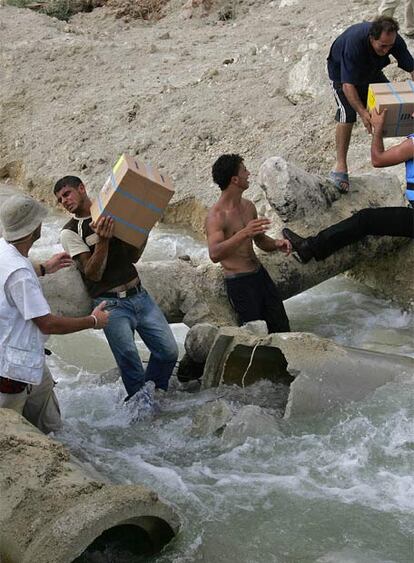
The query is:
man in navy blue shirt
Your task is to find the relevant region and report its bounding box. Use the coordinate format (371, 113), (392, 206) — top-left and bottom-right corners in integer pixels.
(327, 16), (414, 193)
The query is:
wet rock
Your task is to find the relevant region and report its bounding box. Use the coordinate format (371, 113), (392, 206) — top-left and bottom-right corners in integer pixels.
(242, 320), (268, 336)
(185, 322), (219, 363)
(176, 354), (204, 383)
(190, 399), (233, 437)
(222, 405), (282, 446)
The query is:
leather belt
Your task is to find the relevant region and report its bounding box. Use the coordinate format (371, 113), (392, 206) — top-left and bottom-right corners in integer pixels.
(100, 282), (142, 299)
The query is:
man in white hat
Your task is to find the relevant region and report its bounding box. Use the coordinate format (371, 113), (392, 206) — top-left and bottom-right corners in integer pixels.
(0, 194), (109, 434)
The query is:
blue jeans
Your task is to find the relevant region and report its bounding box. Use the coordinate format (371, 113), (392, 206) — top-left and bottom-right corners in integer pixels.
(93, 289), (178, 396)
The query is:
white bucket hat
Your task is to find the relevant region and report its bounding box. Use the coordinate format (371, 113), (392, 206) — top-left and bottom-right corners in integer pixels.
(0, 194), (48, 242)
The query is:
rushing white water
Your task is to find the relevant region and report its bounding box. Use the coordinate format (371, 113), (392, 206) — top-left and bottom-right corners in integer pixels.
(32, 214), (414, 563)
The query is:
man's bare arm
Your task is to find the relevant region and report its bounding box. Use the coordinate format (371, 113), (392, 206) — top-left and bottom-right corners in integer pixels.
(343, 83), (372, 132)
(33, 301), (109, 334)
(254, 233), (291, 255)
(371, 108), (414, 167)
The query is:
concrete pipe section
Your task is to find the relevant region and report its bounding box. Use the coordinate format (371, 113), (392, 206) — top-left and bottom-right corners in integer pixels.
(202, 327), (414, 418)
(0, 409), (180, 563)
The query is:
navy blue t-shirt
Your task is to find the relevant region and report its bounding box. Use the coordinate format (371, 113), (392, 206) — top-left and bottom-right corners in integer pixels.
(327, 21), (414, 85)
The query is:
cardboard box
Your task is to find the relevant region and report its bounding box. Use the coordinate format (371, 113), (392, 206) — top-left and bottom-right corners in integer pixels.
(367, 81), (414, 137)
(91, 154), (174, 248)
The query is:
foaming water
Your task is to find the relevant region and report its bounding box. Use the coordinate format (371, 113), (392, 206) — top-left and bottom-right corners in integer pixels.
(36, 216), (414, 562)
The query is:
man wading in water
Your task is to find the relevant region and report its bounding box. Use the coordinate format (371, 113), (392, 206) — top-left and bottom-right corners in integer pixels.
(206, 154), (292, 333)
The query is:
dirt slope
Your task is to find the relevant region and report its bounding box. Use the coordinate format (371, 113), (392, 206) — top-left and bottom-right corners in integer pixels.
(0, 0), (412, 226)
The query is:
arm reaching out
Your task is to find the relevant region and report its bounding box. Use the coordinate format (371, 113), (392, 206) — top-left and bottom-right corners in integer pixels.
(343, 83), (372, 133)
(371, 109), (414, 167)
(33, 300), (110, 335)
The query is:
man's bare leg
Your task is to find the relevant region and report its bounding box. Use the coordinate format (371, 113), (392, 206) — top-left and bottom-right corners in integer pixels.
(335, 122), (354, 173)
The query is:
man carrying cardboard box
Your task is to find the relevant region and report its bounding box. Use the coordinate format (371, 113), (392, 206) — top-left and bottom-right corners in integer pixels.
(54, 176), (178, 402)
(281, 109), (414, 263)
(327, 15), (414, 193)
(206, 154), (292, 333)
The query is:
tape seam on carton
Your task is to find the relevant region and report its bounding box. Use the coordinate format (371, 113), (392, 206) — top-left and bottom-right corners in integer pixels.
(110, 173), (163, 214)
(386, 83), (404, 136)
(408, 80), (414, 94)
(97, 192), (150, 235)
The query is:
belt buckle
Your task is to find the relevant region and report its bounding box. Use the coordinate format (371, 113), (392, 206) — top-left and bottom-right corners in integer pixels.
(118, 290), (127, 298)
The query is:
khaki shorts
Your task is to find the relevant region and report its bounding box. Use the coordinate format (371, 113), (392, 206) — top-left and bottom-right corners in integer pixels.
(0, 364), (62, 434)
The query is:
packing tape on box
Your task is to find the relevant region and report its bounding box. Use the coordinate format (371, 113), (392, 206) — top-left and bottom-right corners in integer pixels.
(110, 173), (163, 214)
(96, 191), (150, 235)
(386, 83), (405, 136)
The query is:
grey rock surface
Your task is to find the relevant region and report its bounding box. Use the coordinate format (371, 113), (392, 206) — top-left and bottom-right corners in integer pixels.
(184, 322), (219, 363)
(221, 405), (282, 446)
(190, 398), (233, 437)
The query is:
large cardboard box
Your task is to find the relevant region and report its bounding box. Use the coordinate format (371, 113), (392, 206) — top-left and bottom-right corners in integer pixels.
(367, 81), (414, 137)
(91, 154), (174, 248)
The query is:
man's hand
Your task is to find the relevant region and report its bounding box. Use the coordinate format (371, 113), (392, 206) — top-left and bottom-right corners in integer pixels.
(91, 216), (114, 240)
(244, 218), (271, 238)
(91, 301), (110, 329)
(275, 238), (292, 255)
(44, 252), (73, 274)
(370, 108), (387, 132)
(360, 109), (372, 134)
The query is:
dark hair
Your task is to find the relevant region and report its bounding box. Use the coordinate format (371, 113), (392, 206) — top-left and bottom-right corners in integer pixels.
(53, 175), (83, 195)
(212, 154), (244, 190)
(369, 16), (399, 39)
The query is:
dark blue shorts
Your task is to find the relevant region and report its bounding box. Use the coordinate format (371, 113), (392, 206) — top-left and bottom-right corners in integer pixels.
(331, 73), (388, 123)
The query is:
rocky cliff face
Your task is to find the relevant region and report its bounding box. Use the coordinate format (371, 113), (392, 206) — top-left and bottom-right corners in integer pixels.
(1, 0), (412, 212)
(1, 0), (413, 307)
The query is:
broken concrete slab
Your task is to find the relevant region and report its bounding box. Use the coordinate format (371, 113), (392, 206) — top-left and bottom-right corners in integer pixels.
(0, 409), (180, 563)
(202, 327), (414, 418)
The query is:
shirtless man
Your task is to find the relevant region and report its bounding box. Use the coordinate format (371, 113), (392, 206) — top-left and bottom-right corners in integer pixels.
(206, 154), (292, 333)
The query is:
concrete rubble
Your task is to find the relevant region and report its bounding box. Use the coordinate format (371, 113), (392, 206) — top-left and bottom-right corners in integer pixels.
(0, 409), (180, 563)
(201, 327), (414, 418)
